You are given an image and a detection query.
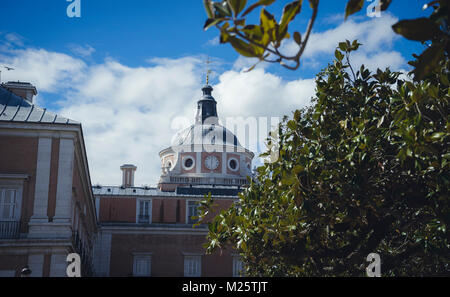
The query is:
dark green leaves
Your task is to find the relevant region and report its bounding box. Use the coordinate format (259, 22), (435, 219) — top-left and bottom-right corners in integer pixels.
(293, 31), (302, 45)
(392, 18), (442, 41)
(203, 0), (214, 18)
(242, 0), (276, 17)
(204, 17), (228, 30)
(229, 36), (263, 57)
(214, 1), (232, 17)
(227, 0), (248, 16)
(279, 1), (302, 33)
(345, 0), (364, 20)
(409, 43), (445, 81)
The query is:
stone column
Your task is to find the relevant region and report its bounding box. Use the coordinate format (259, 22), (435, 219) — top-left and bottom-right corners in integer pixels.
(30, 137), (52, 222)
(53, 138), (75, 224)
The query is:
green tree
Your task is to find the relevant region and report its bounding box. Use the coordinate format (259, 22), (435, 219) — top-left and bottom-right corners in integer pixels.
(199, 41), (449, 276)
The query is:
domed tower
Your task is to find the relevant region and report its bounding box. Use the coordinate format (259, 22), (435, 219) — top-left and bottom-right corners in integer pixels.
(158, 84), (254, 191)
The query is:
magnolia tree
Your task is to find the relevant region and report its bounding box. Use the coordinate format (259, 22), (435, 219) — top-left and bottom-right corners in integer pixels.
(198, 0), (450, 276)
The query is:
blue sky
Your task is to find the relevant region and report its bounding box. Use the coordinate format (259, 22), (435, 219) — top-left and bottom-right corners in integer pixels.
(0, 0), (431, 185)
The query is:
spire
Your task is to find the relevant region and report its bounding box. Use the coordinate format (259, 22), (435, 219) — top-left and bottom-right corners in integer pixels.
(205, 57), (212, 85)
(195, 57), (218, 125)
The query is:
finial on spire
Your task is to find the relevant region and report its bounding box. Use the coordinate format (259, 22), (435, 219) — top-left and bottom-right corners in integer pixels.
(205, 57), (212, 85)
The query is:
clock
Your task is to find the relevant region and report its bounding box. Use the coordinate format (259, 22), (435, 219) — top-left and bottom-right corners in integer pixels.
(205, 155), (219, 170)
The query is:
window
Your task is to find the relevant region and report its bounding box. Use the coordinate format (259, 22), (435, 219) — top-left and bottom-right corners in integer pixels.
(233, 256), (244, 277)
(184, 256), (201, 277)
(187, 201), (199, 224)
(137, 200), (152, 224)
(183, 156), (195, 170)
(0, 177), (24, 239)
(0, 188), (18, 220)
(228, 158), (239, 171)
(133, 254), (151, 277)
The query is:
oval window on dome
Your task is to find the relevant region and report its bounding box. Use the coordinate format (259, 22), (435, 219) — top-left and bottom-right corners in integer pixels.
(228, 158), (239, 171)
(183, 157), (195, 170)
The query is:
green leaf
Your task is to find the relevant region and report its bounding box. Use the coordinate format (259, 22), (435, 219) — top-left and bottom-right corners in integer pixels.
(204, 18), (227, 31)
(293, 165), (304, 174)
(338, 42), (348, 51)
(293, 31), (302, 45)
(411, 43), (445, 81)
(279, 1), (302, 33)
(220, 29), (230, 43)
(242, 0), (275, 17)
(203, 0), (214, 18)
(242, 24), (264, 41)
(335, 49), (344, 61)
(431, 132), (446, 141)
(227, 0), (247, 16)
(228, 36), (262, 57)
(260, 8), (276, 33)
(214, 1), (232, 17)
(392, 18), (442, 41)
(345, 0), (364, 20)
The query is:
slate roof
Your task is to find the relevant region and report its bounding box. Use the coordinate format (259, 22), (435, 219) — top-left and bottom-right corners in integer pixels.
(0, 85), (78, 125)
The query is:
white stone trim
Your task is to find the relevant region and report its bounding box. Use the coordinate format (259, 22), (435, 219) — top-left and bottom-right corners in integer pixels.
(196, 152), (201, 173)
(53, 138), (74, 223)
(30, 137), (52, 222)
(182, 155), (195, 171)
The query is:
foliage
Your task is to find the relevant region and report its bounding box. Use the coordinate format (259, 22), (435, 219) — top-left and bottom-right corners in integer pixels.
(200, 42), (450, 276)
(202, 0), (449, 79)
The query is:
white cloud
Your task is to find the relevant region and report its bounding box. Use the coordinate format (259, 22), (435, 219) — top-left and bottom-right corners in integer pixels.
(204, 37), (220, 47)
(69, 44), (96, 57)
(0, 48), (86, 92)
(281, 13), (404, 72)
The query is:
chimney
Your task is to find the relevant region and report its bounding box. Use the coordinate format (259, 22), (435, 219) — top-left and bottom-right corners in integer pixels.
(121, 164), (137, 188)
(2, 81), (37, 103)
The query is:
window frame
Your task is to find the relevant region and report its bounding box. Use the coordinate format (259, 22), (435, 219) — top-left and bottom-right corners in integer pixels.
(0, 175), (26, 222)
(136, 199), (152, 224)
(186, 200), (199, 224)
(132, 253), (152, 277)
(183, 254), (202, 277)
(227, 157), (240, 172)
(182, 156), (195, 171)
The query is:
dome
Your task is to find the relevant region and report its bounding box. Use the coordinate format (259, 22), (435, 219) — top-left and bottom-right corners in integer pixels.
(171, 124), (241, 147)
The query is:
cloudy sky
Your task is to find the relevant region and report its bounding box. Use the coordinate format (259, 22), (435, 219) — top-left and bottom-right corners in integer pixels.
(0, 0), (426, 186)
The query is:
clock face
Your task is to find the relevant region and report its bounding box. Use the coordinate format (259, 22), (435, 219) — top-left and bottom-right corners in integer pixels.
(205, 155), (219, 170)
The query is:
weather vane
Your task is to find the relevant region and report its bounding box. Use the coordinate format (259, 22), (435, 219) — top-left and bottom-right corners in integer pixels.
(205, 57), (212, 85)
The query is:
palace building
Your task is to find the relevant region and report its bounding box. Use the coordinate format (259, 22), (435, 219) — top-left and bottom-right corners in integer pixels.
(0, 80), (253, 277)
